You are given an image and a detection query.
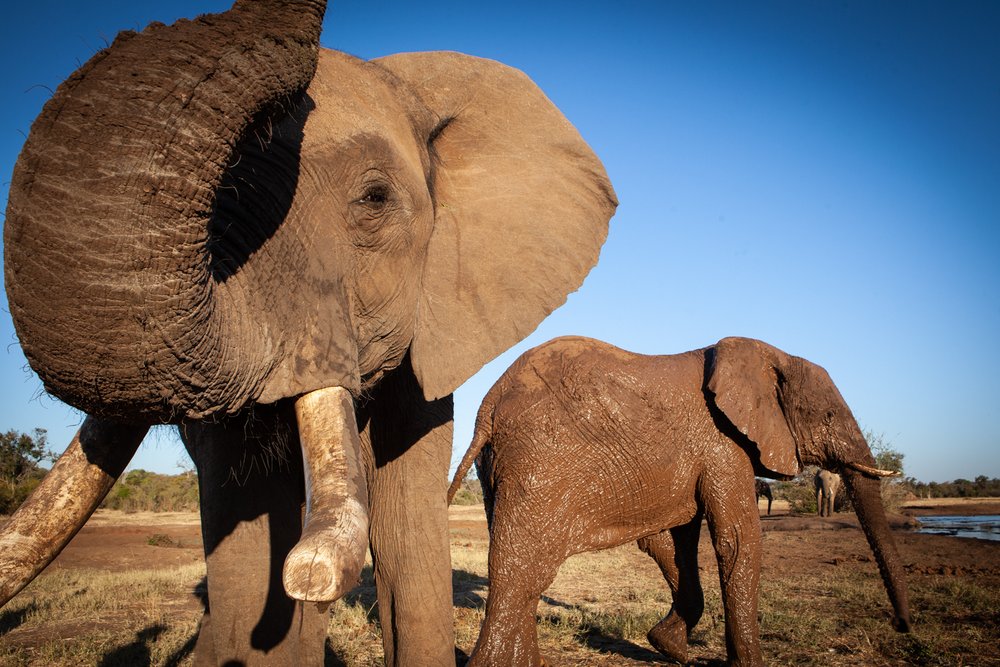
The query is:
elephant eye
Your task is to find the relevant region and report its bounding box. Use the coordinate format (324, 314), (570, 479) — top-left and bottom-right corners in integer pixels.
(356, 184), (390, 209)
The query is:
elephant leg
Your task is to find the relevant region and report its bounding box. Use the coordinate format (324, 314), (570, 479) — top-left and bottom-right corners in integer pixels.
(638, 514), (704, 663)
(468, 505), (563, 667)
(182, 412), (328, 666)
(359, 361), (456, 667)
(703, 464), (763, 667)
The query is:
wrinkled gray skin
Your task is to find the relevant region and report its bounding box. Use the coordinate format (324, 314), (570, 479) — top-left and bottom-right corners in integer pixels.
(0, 2), (616, 664)
(815, 469), (843, 517)
(450, 336), (911, 667)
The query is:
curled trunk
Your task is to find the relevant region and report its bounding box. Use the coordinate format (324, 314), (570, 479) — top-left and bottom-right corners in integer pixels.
(4, 0), (326, 423)
(842, 469), (912, 632)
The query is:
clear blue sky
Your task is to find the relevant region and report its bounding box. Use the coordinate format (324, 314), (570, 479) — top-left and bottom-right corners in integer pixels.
(1, 2), (997, 483)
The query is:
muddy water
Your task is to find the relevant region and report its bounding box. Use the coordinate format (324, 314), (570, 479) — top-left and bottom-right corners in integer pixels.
(916, 515), (1000, 541)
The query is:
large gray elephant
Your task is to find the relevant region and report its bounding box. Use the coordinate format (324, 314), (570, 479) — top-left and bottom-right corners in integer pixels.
(449, 336), (910, 667)
(0, 2), (616, 664)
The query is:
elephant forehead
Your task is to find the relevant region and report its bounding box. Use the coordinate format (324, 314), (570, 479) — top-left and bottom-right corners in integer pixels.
(302, 49), (427, 178)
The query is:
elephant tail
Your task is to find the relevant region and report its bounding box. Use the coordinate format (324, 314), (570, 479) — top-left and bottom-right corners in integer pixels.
(447, 397), (496, 504)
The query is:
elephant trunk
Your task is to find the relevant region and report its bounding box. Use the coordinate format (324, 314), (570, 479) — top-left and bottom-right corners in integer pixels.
(283, 386), (370, 603)
(0, 419), (149, 605)
(3, 0), (326, 423)
(842, 468), (912, 632)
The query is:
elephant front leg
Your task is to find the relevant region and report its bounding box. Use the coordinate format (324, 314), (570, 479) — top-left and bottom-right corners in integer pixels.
(359, 362), (457, 667)
(703, 464), (764, 667)
(182, 416), (328, 666)
(638, 513), (704, 663)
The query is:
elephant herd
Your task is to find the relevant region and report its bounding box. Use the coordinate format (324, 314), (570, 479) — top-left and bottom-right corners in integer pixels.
(0, 2), (910, 666)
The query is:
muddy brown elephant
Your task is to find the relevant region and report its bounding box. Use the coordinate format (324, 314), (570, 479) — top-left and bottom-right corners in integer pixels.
(815, 469), (843, 517)
(0, 3), (616, 664)
(449, 336), (910, 667)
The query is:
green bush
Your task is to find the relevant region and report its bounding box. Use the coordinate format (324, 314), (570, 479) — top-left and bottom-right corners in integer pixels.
(102, 469), (199, 512)
(451, 475), (484, 506)
(0, 429), (52, 514)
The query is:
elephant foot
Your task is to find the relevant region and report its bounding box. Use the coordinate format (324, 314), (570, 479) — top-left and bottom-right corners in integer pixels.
(647, 613), (689, 664)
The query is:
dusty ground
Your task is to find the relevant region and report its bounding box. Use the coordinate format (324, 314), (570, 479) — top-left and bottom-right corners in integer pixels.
(1, 499), (998, 665)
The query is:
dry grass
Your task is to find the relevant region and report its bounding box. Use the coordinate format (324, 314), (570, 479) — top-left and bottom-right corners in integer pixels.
(0, 506), (998, 665)
(0, 564), (204, 666)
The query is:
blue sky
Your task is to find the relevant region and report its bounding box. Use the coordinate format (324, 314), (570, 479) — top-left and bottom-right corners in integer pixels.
(1, 1), (997, 483)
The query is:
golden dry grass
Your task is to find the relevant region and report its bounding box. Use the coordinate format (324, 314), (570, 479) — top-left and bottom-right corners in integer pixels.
(0, 505), (997, 665)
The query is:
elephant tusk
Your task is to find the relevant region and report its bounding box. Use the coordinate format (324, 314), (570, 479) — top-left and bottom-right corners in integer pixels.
(283, 386), (370, 604)
(0, 418), (148, 606)
(847, 461), (900, 478)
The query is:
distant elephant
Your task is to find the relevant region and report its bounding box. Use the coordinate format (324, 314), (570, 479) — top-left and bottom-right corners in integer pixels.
(449, 336), (910, 667)
(815, 469), (843, 517)
(756, 479), (773, 516)
(0, 2), (616, 665)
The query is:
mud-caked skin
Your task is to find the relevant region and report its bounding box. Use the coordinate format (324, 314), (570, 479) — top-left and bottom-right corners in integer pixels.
(450, 336), (911, 667)
(0, 1), (616, 665)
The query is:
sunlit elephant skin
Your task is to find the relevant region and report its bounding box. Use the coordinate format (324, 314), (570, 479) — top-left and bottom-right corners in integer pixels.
(815, 469), (843, 517)
(450, 336), (911, 667)
(755, 479), (773, 516)
(0, 2), (616, 664)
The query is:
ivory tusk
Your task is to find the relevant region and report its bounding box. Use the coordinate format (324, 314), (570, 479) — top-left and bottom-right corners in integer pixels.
(0, 418), (148, 605)
(847, 461), (901, 478)
(283, 386), (369, 603)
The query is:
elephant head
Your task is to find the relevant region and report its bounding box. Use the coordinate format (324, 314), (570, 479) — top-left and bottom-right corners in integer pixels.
(0, 0), (615, 606)
(706, 337), (911, 633)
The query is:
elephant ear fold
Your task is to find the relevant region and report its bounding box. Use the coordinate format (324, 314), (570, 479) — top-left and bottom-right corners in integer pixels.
(706, 337), (800, 478)
(375, 52), (617, 400)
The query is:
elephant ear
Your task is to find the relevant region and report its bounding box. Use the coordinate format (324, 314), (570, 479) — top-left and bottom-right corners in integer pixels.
(706, 337), (800, 478)
(375, 52), (617, 400)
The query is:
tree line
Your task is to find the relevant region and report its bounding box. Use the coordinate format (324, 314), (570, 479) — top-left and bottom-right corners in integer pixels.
(0, 428), (198, 514)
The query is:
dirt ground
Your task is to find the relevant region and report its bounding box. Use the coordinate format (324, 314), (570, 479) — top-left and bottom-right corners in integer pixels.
(2, 499), (998, 665)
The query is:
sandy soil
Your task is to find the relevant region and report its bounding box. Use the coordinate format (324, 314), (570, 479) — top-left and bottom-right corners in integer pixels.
(45, 511), (204, 574)
(899, 496), (1000, 517)
(23, 498), (999, 578)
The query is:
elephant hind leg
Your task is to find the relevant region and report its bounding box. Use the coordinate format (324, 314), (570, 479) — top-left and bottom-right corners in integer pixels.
(638, 514), (704, 664)
(469, 500), (567, 667)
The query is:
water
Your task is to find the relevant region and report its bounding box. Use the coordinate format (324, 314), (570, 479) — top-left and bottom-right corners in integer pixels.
(916, 515), (1000, 542)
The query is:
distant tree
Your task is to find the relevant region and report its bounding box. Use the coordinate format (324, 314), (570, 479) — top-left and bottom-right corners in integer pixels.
(102, 468), (199, 512)
(0, 428), (53, 513)
(451, 470), (484, 506)
(862, 429), (907, 511)
(864, 429), (904, 474)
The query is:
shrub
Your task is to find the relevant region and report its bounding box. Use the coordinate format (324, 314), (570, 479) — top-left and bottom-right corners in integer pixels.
(452, 474), (484, 506)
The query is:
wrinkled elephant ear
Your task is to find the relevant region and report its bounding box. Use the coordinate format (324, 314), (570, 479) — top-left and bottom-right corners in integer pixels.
(706, 337), (799, 478)
(375, 52), (617, 400)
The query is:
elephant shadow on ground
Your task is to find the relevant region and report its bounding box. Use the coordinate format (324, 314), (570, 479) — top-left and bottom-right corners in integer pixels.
(0, 601), (38, 636)
(536, 594), (721, 665)
(98, 624), (177, 667)
(452, 569), (489, 609)
(340, 565), (492, 613)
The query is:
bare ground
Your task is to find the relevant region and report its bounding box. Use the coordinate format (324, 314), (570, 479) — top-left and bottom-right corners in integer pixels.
(1, 500), (998, 665)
